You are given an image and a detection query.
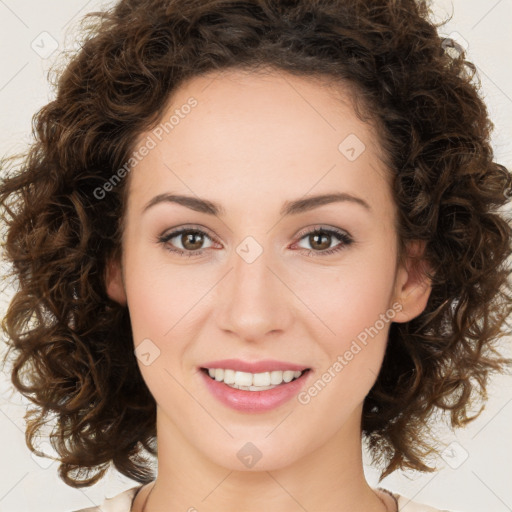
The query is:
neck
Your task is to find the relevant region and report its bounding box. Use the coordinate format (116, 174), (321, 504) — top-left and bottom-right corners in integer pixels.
(132, 405), (393, 512)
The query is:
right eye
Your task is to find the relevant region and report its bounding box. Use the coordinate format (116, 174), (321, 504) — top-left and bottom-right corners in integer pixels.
(158, 227), (217, 258)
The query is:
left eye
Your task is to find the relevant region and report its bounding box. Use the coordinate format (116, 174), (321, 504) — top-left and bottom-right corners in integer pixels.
(294, 227), (353, 256)
(158, 226), (353, 258)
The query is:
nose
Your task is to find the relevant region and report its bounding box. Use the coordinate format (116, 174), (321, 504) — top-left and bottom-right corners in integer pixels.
(214, 245), (293, 342)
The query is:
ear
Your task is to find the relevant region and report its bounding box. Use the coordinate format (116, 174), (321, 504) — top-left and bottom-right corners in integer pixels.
(105, 256), (127, 306)
(392, 239), (433, 323)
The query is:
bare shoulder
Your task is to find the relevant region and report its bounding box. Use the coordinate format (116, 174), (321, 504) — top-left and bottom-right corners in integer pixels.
(395, 493), (458, 512)
(70, 486), (142, 512)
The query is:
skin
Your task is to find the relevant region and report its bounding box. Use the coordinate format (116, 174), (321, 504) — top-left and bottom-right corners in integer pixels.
(106, 68), (432, 512)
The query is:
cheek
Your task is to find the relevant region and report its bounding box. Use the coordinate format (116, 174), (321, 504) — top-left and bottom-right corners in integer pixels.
(123, 225), (397, 361)
(296, 253), (396, 345)
(126, 248), (396, 334)
(122, 256), (202, 400)
(293, 265), (397, 417)
(122, 241), (207, 343)
(292, 254), (398, 408)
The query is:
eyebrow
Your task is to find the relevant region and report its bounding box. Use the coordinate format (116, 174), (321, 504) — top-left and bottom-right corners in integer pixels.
(142, 191), (372, 217)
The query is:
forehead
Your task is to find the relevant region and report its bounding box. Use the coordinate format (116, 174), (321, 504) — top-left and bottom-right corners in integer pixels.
(127, 69), (394, 221)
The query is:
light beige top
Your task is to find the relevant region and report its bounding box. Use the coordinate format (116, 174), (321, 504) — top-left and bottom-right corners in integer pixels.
(72, 485), (455, 512)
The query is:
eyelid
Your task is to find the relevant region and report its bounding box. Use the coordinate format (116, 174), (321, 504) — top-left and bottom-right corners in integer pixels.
(294, 224), (351, 240)
(159, 223), (216, 240)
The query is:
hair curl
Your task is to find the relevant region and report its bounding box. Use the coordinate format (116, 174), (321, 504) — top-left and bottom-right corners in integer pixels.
(1, 0), (511, 488)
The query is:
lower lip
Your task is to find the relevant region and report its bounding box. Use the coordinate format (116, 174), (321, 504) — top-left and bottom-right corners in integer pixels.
(199, 369), (312, 413)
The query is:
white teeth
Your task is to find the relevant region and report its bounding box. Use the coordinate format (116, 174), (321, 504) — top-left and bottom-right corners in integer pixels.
(235, 371), (253, 387)
(205, 368), (304, 389)
(223, 368), (236, 384)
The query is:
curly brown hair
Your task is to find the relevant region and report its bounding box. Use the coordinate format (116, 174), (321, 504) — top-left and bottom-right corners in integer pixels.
(1, 0), (511, 489)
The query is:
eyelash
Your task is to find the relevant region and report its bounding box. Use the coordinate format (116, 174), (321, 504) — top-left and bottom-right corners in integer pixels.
(157, 225), (353, 258)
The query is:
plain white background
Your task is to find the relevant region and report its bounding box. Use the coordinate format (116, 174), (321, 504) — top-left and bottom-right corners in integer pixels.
(0, 1), (511, 511)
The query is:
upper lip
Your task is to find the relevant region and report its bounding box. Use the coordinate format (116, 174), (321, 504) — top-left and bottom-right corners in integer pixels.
(200, 359), (310, 373)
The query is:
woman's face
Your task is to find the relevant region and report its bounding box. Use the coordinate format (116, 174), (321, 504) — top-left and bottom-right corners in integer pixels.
(107, 69), (431, 471)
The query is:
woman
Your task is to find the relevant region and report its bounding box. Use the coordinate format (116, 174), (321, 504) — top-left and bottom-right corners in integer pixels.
(1, 1), (510, 511)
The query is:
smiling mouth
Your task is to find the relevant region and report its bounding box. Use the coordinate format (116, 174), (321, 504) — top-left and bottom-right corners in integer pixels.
(200, 367), (311, 391)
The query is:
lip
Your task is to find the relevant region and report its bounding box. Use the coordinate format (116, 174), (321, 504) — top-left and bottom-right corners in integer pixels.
(199, 358), (309, 373)
(199, 367), (312, 413)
